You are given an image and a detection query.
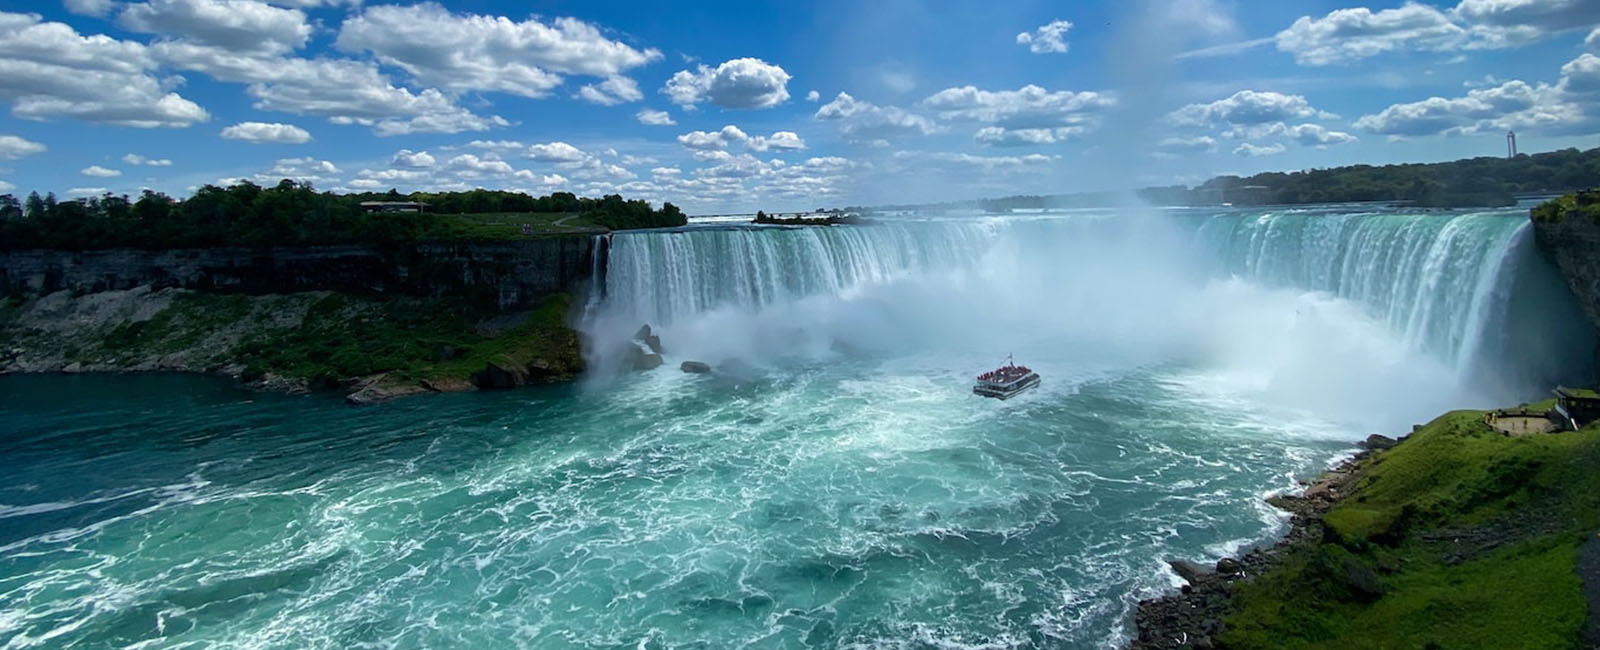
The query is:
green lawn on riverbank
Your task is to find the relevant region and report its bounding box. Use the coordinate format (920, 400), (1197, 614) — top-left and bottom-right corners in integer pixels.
(431, 212), (606, 240)
(1222, 410), (1600, 649)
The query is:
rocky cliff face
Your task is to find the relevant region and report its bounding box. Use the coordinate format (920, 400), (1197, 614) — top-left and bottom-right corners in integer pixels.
(1533, 213), (1600, 334)
(0, 236), (594, 311)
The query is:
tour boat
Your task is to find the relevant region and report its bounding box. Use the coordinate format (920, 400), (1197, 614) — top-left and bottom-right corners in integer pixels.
(973, 355), (1041, 400)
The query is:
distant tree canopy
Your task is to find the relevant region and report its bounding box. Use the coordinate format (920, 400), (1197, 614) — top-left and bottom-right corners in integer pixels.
(974, 147), (1600, 211)
(0, 181), (688, 251)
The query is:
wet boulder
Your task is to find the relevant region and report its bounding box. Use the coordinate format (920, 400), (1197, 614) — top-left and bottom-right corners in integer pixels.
(1169, 559), (1213, 587)
(681, 361), (712, 374)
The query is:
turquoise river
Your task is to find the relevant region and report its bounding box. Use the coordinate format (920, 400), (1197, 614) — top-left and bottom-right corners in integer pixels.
(0, 206), (1592, 649)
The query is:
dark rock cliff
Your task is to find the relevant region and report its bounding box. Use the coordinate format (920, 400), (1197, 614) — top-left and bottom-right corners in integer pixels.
(0, 236), (595, 311)
(1533, 212), (1600, 334)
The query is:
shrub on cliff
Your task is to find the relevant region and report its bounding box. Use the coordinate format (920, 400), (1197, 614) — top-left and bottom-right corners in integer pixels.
(1531, 190), (1600, 223)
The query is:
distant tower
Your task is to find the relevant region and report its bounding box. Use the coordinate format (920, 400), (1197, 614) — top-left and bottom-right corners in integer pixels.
(1507, 130), (1518, 158)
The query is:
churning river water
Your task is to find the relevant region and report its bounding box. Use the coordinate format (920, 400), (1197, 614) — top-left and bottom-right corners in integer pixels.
(0, 207), (1591, 649)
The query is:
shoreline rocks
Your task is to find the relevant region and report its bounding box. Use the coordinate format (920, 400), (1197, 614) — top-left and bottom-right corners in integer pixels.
(1131, 446), (1382, 649)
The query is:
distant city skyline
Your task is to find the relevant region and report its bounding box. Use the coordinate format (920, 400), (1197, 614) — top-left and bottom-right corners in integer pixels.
(0, 0), (1597, 213)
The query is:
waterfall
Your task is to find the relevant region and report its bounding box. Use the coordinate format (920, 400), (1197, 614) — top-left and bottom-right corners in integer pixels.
(588, 209), (1592, 395)
(1191, 209), (1533, 376)
(597, 222), (997, 327)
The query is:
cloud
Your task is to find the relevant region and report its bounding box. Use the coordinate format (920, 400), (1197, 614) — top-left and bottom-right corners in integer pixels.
(1169, 90), (1335, 127)
(1276, 0), (1600, 66)
(220, 121), (311, 143)
(463, 140), (523, 150)
(118, 0), (311, 55)
(1222, 122), (1358, 146)
(1284, 123), (1358, 146)
(1450, 0), (1600, 48)
(922, 84), (1115, 129)
(0, 180), (12, 192)
(1233, 142), (1286, 157)
(1354, 56), (1600, 137)
(526, 141), (588, 163)
(0, 134), (46, 159)
(892, 150), (1060, 173)
(335, 3), (661, 98)
(814, 92), (940, 141)
(122, 153), (173, 166)
(1157, 135), (1218, 153)
(1589, 26), (1600, 50)
(249, 156), (339, 185)
(1016, 19), (1073, 54)
(67, 187), (108, 196)
(806, 90), (820, 102)
(148, 45), (508, 136)
(390, 149), (436, 168)
(445, 153), (513, 178)
(64, 0), (116, 16)
(636, 108), (675, 125)
(1275, 4), (1465, 65)
(677, 125), (805, 152)
(0, 12), (208, 128)
(81, 165), (121, 177)
(576, 76), (643, 106)
(973, 126), (1085, 146)
(663, 57), (791, 109)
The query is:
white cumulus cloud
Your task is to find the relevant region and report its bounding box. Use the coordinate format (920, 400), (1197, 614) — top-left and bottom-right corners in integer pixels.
(82, 165), (121, 177)
(526, 141), (588, 163)
(122, 153), (173, 165)
(636, 108), (675, 125)
(1169, 90), (1335, 127)
(0, 11), (209, 128)
(220, 121), (311, 143)
(814, 92), (939, 141)
(118, 0), (311, 55)
(576, 76), (643, 106)
(1016, 19), (1073, 54)
(390, 149), (436, 168)
(336, 3), (661, 98)
(663, 57), (791, 109)
(0, 134), (46, 159)
(1233, 142), (1286, 157)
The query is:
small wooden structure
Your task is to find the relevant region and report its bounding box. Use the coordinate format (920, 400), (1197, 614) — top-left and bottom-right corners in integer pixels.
(1552, 387), (1600, 431)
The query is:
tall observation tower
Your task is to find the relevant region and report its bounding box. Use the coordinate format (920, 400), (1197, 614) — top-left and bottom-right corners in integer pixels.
(1507, 130), (1518, 158)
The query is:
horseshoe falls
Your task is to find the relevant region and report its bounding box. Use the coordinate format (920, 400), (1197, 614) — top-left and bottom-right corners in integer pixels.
(1, 207), (1591, 649)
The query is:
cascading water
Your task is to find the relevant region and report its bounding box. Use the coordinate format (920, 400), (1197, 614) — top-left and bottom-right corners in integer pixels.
(589, 207), (1591, 401)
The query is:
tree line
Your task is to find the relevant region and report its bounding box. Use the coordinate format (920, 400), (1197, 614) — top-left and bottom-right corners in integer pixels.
(974, 147), (1600, 211)
(0, 181), (688, 251)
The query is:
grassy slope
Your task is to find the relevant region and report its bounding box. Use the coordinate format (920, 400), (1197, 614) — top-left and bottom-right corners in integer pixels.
(1223, 410), (1600, 649)
(98, 290), (582, 388)
(431, 212), (605, 240)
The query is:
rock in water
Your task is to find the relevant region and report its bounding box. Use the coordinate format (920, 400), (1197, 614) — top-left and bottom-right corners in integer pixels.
(634, 324), (652, 341)
(1216, 557), (1243, 574)
(681, 361), (711, 374)
(1169, 559), (1213, 586)
(635, 352), (663, 370)
(645, 334), (663, 354)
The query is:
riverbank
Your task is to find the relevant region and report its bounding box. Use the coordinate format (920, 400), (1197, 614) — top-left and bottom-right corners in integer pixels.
(0, 286), (583, 403)
(1132, 406), (1600, 649)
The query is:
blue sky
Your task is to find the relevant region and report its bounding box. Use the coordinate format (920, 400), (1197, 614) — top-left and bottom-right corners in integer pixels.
(0, 0), (1597, 213)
